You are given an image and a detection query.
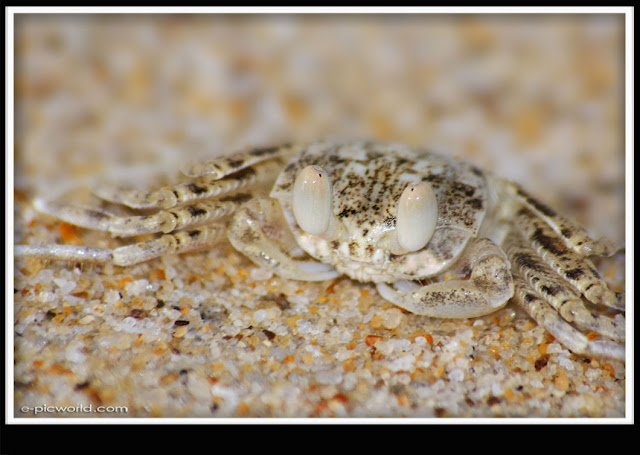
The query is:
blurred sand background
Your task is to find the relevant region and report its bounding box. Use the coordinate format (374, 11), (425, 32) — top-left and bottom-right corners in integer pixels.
(12, 12), (627, 419)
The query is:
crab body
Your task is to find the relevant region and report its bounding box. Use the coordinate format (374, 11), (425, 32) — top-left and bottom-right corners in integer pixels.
(15, 139), (625, 360)
(271, 142), (488, 283)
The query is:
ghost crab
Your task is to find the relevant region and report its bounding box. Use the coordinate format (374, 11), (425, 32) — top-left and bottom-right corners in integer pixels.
(15, 139), (625, 360)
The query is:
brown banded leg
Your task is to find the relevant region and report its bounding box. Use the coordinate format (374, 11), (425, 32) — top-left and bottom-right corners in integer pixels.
(513, 208), (622, 311)
(111, 224), (227, 266)
(15, 224), (227, 267)
(33, 193), (254, 237)
(503, 230), (624, 342)
(105, 194), (253, 236)
(92, 158), (285, 210)
(505, 181), (615, 256)
(180, 144), (295, 179)
(512, 274), (624, 360)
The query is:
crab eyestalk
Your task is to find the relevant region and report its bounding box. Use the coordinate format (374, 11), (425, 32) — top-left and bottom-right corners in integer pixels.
(395, 181), (438, 252)
(292, 165), (333, 236)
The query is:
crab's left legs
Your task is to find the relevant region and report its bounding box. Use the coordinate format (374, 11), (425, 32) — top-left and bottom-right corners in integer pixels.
(227, 197), (340, 281)
(503, 230), (624, 342)
(503, 180), (615, 257)
(511, 274), (624, 360)
(377, 238), (514, 318)
(512, 208), (622, 311)
(493, 178), (625, 359)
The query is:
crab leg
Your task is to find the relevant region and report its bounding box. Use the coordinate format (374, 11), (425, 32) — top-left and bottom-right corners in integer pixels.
(92, 158), (284, 210)
(33, 193), (254, 237)
(14, 244), (114, 264)
(108, 195), (247, 236)
(513, 208), (622, 310)
(15, 224), (227, 266)
(227, 197), (340, 281)
(181, 144), (295, 179)
(503, 230), (624, 341)
(512, 274), (624, 360)
(504, 181), (615, 256)
(111, 224), (226, 266)
(377, 238), (514, 318)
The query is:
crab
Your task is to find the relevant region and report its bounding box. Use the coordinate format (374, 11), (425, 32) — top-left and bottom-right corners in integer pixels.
(15, 139), (625, 360)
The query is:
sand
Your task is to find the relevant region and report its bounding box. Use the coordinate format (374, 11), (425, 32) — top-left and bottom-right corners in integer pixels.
(12, 12), (628, 420)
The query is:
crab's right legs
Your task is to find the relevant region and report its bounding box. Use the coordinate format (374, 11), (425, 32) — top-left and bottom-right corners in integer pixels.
(92, 157), (286, 210)
(15, 224), (227, 267)
(34, 194), (248, 237)
(181, 144), (294, 180)
(15, 244), (114, 264)
(110, 224), (227, 266)
(227, 197), (339, 281)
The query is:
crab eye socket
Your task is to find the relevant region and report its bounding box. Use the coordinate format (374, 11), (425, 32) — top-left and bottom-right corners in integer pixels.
(396, 181), (438, 252)
(292, 165), (332, 235)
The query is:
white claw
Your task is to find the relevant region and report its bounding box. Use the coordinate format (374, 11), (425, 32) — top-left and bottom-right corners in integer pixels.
(396, 181), (438, 252)
(292, 165), (333, 236)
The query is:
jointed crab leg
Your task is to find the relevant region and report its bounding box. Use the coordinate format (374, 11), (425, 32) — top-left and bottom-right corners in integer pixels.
(111, 224), (227, 266)
(181, 145), (295, 179)
(92, 158), (285, 210)
(14, 244), (114, 264)
(503, 230), (624, 342)
(513, 208), (622, 311)
(30, 150), (293, 237)
(15, 224), (227, 266)
(33, 193), (253, 237)
(512, 275), (624, 360)
(505, 182), (615, 257)
(108, 195), (248, 236)
(17, 146), (297, 267)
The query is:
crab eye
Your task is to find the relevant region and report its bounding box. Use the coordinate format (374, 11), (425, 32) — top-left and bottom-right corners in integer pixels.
(292, 165), (332, 235)
(396, 181), (438, 252)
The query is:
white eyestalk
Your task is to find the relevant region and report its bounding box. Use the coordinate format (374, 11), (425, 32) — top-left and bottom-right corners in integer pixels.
(396, 181), (438, 252)
(292, 165), (333, 235)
